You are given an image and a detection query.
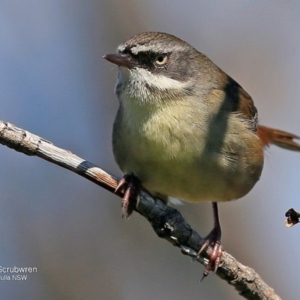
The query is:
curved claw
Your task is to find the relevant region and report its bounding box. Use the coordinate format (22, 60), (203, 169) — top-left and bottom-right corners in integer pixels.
(115, 174), (140, 219)
(115, 177), (127, 193)
(200, 241), (223, 281)
(198, 202), (223, 280)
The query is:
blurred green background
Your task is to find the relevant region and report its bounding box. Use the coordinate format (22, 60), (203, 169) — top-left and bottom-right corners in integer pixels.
(0, 1), (300, 299)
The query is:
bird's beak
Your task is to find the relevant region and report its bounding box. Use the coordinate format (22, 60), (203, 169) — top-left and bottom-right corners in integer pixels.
(103, 53), (134, 69)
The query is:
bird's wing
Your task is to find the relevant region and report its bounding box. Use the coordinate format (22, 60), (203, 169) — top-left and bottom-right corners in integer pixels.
(222, 77), (258, 131)
(215, 76), (300, 151)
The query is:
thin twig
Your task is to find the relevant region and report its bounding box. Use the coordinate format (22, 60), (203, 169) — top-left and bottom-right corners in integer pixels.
(0, 120), (281, 300)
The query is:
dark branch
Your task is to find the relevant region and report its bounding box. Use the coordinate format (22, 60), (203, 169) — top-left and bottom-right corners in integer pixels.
(0, 120), (281, 300)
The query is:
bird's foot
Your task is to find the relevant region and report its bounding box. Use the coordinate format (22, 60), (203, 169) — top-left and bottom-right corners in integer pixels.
(198, 225), (223, 281)
(115, 174), (140, 219)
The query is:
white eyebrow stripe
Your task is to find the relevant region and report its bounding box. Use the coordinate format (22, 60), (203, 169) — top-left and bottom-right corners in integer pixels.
(117, 44), (126, 52)
(117, 43), (186, 54)
(130, 44), (186, 54)
(130, 45), (158, 54)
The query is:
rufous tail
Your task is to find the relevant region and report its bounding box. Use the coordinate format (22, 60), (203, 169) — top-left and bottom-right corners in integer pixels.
(258, 125), (300, 151)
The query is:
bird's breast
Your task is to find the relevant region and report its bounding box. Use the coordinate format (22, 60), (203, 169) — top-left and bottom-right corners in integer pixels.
(113, 97), (264, 202)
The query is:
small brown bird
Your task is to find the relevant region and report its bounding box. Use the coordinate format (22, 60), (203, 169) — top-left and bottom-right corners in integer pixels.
(104, 32), (300, 277)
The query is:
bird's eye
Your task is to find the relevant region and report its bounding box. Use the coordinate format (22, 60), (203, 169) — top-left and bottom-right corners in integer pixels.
(155, 54), (168, 65)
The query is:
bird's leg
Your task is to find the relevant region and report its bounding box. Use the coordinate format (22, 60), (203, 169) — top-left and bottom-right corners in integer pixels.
(115, 174), (141, 219)
(198, 202), (223, 280)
